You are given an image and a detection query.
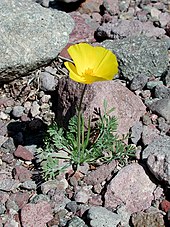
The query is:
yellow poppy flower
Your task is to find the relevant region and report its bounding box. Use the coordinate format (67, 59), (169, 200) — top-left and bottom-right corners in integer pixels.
(64, 43), (118, 84)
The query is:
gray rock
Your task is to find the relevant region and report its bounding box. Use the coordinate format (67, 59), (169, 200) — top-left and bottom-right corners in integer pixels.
(66, 201), (78, 213)
(146, 80), (163, 90)
(116, 205), (131, 227)
(5, 199), (19, 212)
(0, 136), (8, 147)
(102, 36), (169, 80)
(0, 0), (74, 82)
(154, 84), (170, 99)
(67, 216), (87, 227)
(157, 117), (170, 133)
(130, 121), (143, 144)
(0, 179), (20, 192)
(142, 135), (170, 185)
(165, 69), (170, 87)
(130, 74), (148, 91)
(96, 19), (165, 40)
(30, 194), (50, 204)
(87, 206), (121, 227)
(0, 203), (6, 215)
(74, 187), (91, 204)
(141, 125), (160, 146)
(21, 180), (37, 190)
(149, 98), (170, 122)
(12, 105), (25, 118)
(39, 71), (57, 91)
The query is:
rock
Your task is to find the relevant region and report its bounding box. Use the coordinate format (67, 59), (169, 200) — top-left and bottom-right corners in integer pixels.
(20, 201), (53, 227)
(0, 136), (8, 147)
(5, 199), (19, 212)
(14, 145), (34, 161)
(165, 69), (170, 87)
(130, 74), (148, 91)
(0, 0), (74, 83)
(102, 36), (169, 81)
(78, 0), (103, 14)
(102, 0), (119, 15)
(131, 211), (165, 227)
(11, 106), (25, 118)
(30, 101), (41, 117)
(0, 178), (19, 192)
(160, 200), (170, 212)
(130, 121), (143, 145)
(96, 19), (165, 40)
(69, 12), (96, 43)
(0, 203), (6, 215)
(0, 191), (9, 204)
(4, 218), (20, 227)
(149, 98), (170, 122)
(41, 179), (68, 194)
(119, 0), (130, 12)
(105, 163), (156, 213)
(141, 124), (160, 146)
(66, 201), (78, 213)
(154, 84), (170, 99)
(142, 135), (170, 184)
(84, 160), (117, 185)
(67, 216), (87, 227)
(21, 180), (37, 190)
(116, 205), (131, 227)
(147, 80), (163, 90)
(9, 192), (30, 209)
(13, 165), (32, 183)
(157, 117), (170, 133)
(159, 12), (170, 28)
(48, 189), (70, 213)
(57, 79), (146, 136)
(150, 7), (161, 20)
(30, 194), (50, 204)
(74, 187), (91, 204)
(39, 72), (57, 92)
(87, 206), (121, 227)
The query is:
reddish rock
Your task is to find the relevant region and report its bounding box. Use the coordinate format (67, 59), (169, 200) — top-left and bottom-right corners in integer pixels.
(57, 79), (146, 136)
(10, 192), (30, 209)
(160, 200), (170, 213)
(84, 160), (117, 185)
(14, 145), (34, 161)
(20, 201), (53, 227)
(69, 12), (96, 43)
(13, 165), (32, 182)
(105, 163), (156, 214)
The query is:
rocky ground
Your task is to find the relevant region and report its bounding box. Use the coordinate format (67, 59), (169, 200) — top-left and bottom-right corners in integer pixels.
(0, 0), (170, 226)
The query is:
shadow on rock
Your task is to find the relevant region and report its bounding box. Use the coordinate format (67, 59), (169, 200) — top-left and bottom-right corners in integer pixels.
(7, 118), (47, 147)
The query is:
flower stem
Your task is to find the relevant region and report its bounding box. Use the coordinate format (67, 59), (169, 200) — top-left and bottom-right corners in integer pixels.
(77, 84), (87, 165)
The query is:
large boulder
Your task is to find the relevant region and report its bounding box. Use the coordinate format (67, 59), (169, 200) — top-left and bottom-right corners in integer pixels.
(0, 0), (74, 83)
(56, 78), (146, 136)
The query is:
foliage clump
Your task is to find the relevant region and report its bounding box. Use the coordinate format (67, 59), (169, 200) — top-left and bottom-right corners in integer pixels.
(37, 101), (135, 180)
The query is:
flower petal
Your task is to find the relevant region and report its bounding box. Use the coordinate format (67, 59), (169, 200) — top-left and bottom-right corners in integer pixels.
(93, 46), (118, 80)
(64, 62), (86, 83)
(67, 43), (97, 75)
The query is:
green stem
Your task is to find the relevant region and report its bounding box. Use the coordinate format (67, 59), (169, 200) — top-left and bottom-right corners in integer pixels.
(77, 84), (87, 164)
